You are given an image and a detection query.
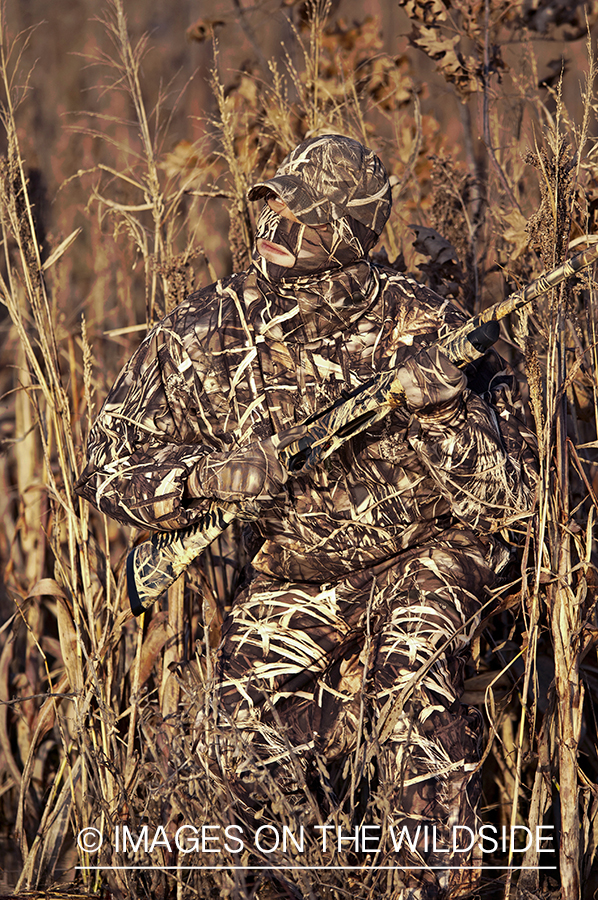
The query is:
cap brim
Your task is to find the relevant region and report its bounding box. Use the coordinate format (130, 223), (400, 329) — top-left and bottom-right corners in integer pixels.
(248, 175), (335, 226)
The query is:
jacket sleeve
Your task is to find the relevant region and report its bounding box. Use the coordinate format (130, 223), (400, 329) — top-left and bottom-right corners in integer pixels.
(403, 349), (538, 533)
(75, 316), (231, 531)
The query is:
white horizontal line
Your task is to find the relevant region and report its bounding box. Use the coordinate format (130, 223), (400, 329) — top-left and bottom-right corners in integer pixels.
(76, 865), (557, 872)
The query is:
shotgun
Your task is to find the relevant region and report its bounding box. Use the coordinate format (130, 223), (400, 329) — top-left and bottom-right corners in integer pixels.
(126, 243), (598, 615)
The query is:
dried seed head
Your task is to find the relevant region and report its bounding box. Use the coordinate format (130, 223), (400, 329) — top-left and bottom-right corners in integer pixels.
(525, 341), (545, 452)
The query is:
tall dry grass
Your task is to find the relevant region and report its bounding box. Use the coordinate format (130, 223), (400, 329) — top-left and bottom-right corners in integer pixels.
(0, 0), (597, 898)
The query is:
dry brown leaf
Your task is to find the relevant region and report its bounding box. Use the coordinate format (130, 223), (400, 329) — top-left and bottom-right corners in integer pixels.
(186, 17), (225, 43)
(55, 598), (84, 694)
(502, 208), (531, 259)
(27, 578), (68, 600)
(138, 611), (170, 688)
(160, 140), (201, 180)
(42, 228), (82, 272)
(410, 224), (459, 264)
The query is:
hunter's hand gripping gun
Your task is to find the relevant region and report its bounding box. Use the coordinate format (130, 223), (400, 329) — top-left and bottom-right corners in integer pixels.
(126, 245), (598, 615)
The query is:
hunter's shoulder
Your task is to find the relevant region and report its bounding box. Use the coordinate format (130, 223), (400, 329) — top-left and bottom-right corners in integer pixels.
(165, 271), (247, 331)
(374, 265), (465, 335)
(143, 271), (251, 354)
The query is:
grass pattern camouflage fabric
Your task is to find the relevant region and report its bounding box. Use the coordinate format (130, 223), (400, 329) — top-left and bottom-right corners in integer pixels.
(75, 137), (537, 898)
(75, 265), (537, 898)
(212, 531), (491, 897)
(248, 134), (392, 231)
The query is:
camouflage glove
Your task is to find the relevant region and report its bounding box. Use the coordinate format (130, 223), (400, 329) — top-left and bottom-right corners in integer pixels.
(396, 345), (467, 422)
(187, 437), (288, 502)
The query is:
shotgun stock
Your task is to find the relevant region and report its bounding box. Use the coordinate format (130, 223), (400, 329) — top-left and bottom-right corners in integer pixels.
(126, 243), (598, 614)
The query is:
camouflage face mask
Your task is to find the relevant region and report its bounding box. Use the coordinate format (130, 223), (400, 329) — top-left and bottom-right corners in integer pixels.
(252, 203), (378, 283)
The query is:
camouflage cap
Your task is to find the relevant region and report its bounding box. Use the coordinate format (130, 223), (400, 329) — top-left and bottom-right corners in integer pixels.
(248, 134), (392, 234)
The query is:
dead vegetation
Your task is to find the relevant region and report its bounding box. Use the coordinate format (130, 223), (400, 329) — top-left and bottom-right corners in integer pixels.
(0, 0), (598, 898)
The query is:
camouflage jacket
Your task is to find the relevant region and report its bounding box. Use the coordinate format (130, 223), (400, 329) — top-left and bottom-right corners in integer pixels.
(75, 264), (537, 583)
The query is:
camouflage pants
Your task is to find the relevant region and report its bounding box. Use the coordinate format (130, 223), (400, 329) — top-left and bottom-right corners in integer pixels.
(212, 528), (495, 898)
